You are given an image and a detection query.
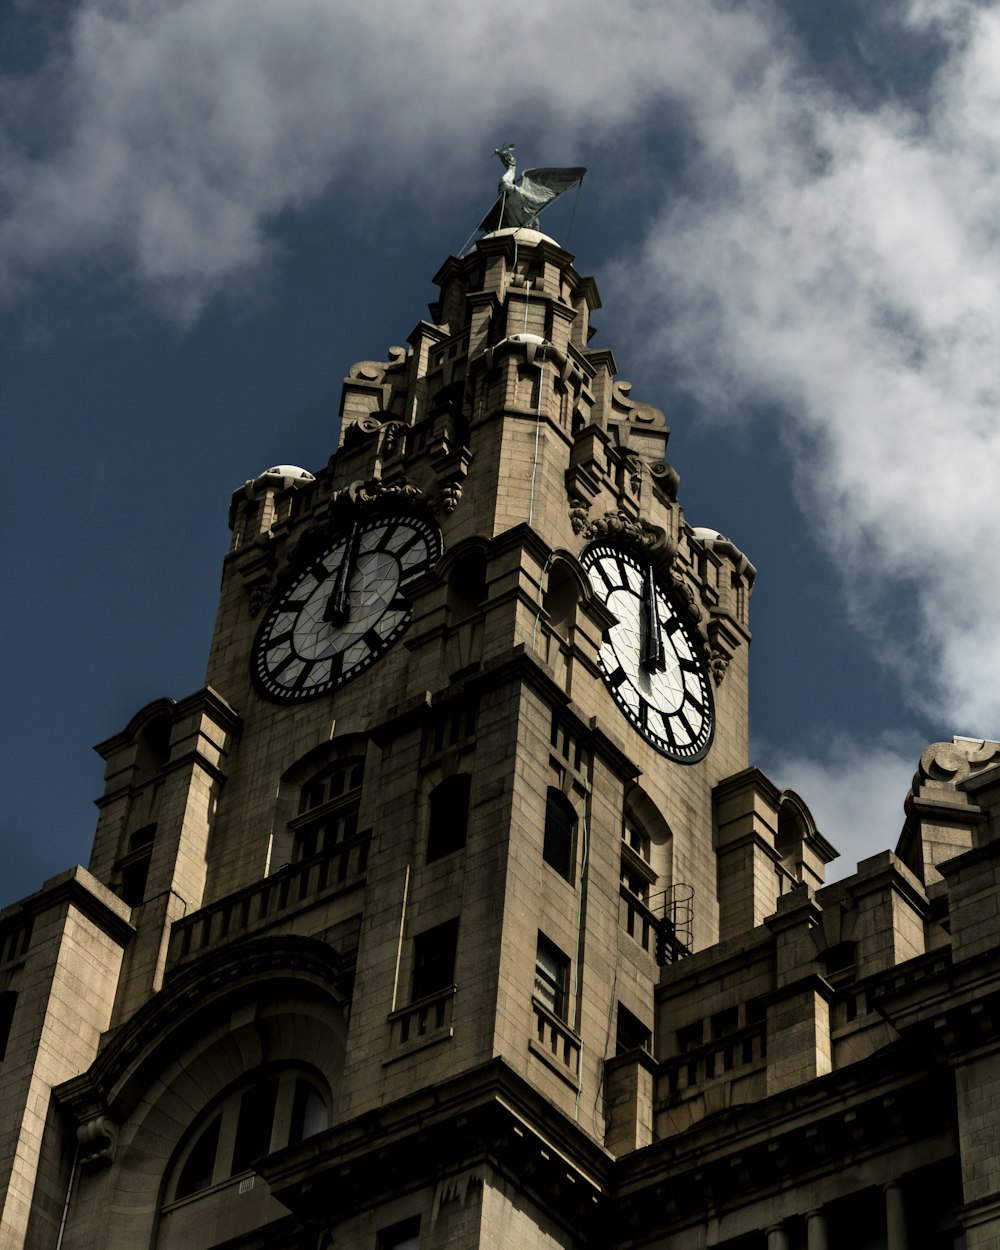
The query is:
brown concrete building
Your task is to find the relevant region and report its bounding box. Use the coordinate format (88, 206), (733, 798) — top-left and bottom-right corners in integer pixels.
(2, 226), (999, 1250)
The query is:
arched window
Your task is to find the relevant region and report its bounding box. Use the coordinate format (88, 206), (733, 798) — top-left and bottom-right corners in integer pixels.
(168, 1070), (328, 1202)
(426, 774), (472, 863)
(542, 562), (581, 638)
(289, 757), (365, 862)
(543, 788), (576, 880)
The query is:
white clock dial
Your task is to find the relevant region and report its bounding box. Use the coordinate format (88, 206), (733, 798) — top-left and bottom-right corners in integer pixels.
(581, 542), (714, 762)
(252, 514), (441, 702)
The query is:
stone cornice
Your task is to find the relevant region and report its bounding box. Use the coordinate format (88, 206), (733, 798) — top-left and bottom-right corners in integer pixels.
(20, 866), (134, 945)
(260, 1057), (612, 1239)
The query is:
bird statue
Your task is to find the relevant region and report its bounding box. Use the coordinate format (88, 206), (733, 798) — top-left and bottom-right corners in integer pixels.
(478, 144), (586, 233)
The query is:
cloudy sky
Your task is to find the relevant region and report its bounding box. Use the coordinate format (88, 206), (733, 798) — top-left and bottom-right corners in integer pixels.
(3, 0), (998, 907)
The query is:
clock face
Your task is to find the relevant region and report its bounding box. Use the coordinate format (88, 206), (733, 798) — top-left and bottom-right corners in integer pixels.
(252, 514), (441, 702)
(581, 542), (714, 762)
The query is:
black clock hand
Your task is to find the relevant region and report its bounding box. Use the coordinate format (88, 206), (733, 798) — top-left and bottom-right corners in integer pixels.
(640, 564), (666, 673)
(323, 522), (361, 625)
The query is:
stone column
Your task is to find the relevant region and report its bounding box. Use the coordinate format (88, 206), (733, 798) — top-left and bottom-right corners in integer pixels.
(884, 1180), (908, 1250)
(805, 1208), (829, 1250)
(766, 1224), (790, 1250)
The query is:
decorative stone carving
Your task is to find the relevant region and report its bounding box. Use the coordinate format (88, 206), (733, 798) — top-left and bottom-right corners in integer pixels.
(912, 738), (1000, 789)
(569, 496), (591, 534)
(77, 1114), (118, 1170)
(347, 345), (408, 384)
(247, 581), (273, 618)
(610, 379), (667, 429)
(580, 510), (677, 572)
(709, 649), (730, 686)
(650, 459), (680, 501)
(439, 479), (464, 513)
(330, 476), (424, 511)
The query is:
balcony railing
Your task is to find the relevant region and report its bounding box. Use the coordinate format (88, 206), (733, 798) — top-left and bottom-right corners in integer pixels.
(621, 886), (659, 957)
(661, 1021), (767, 1098)
(621, 883), (694, 965)
(388, 984), (456, 1049)
(167, 830), (370, 966)
(531, 997), (581, 1079)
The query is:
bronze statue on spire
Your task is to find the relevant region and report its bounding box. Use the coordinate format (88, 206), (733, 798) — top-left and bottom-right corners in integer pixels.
(478, 144), (586, 233)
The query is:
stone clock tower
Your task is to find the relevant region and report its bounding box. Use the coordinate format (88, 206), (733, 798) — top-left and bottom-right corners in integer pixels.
(5, 210), (999, 1250)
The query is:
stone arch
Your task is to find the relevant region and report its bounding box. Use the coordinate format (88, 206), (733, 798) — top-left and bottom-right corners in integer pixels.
(776, 788), (818, 881)
(56, 935), (349, 1250)
(542, 550), (593, 636)
(623, 782), (673, 879)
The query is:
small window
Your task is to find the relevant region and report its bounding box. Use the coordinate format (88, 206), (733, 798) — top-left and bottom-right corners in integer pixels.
(677, 1021), (703, 1053)
(412, 919), (459, 1001)
(379, 1216), (420, 1250)
(289, 1079), (327, 1145)
(426, 775), (471, 863)
(616, 1004), (652, 1056)
(623, 819), (650, 862)
(0, 991), (17, 1062)
(447, 551), (488, 618)
(231, 1079), (278, 1175)
(175, 1115), (221, 1199)
(823, 941), (856, 976)
(534, 933), (569, 1021)
(543, 788), (575, 880)
(711, 1007), (739, 1039)
(118, 824), (157, 907)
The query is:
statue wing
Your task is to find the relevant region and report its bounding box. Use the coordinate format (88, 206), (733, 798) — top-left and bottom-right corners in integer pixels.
(518, 167), (586, 214)
(476, 165), (586, 233)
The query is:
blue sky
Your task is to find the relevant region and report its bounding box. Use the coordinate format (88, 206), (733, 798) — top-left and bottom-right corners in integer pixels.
(3, 0), (998, 907)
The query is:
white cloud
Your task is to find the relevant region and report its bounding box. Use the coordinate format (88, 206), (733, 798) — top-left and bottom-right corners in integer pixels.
(763, 734), (919, 881)
(0, 0), (781, 320)
(4, 0), (999, 822)
(611, 0), (1000, 737)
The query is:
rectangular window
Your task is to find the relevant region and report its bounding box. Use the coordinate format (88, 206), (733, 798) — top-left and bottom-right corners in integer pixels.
(411, 919), (459, 1001)
(616, 1003), (652, 1056)
(534, 933), (569, 1021)
(0, 991), (16, 1062)
(426, 774), (471, 863)
(378, 1216), (420, 1250)
(543, 788), (575, 880)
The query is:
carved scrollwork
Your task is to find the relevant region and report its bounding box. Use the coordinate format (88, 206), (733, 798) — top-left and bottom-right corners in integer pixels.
(649, 460), (680, 500)
(904, 737), (1000, 819)
(348, 345), (407, 383)
(610, 379), (667, 429)
(77, 1114), (118, 1170)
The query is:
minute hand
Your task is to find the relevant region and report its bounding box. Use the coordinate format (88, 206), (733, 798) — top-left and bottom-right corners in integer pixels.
(640, 565), (666, 673)
(323, 522), (361, 625)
